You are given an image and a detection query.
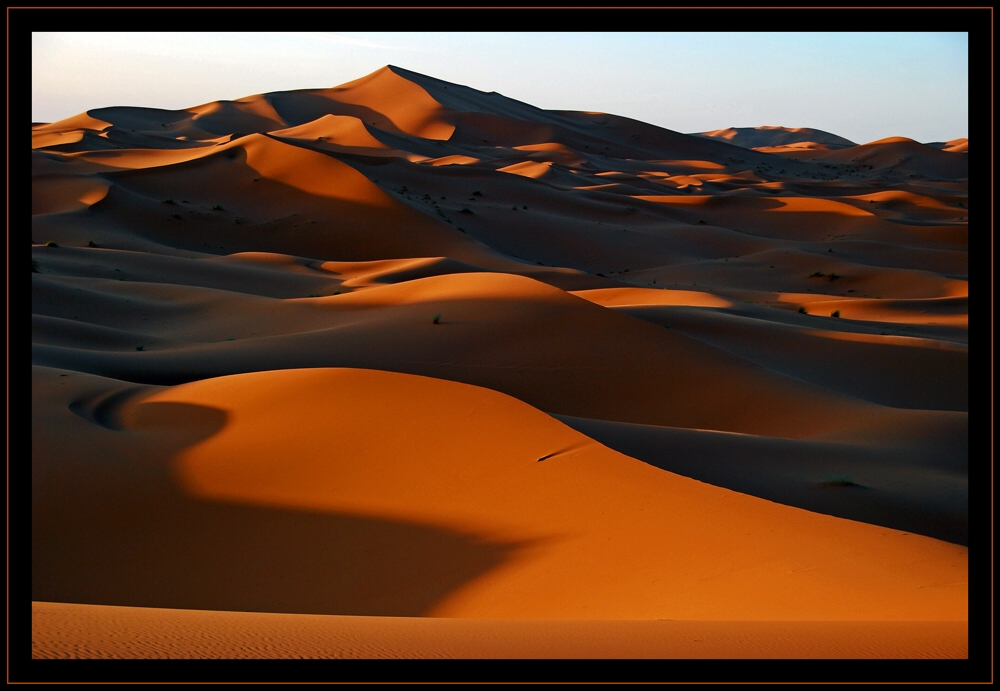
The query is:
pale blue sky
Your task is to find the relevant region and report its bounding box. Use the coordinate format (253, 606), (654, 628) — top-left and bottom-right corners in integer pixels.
(32, 32), (968, 144)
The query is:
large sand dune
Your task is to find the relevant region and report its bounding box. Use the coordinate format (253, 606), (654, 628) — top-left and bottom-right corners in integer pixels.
(30, 65), (968, 661)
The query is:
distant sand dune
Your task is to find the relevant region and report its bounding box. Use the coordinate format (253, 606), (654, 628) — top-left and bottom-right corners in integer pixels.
(694, 126), (856, 150)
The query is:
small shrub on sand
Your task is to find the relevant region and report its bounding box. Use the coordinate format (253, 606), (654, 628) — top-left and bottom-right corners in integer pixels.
(136, 345), (144, 351)
(88, 240), (98, 247)
(433, 314), (442, 324)
(162, 198), (176, 204)
(820, 474), (861, 488)
(798, 306), (807, 314)
(809, 272), (826, 278)
(45, 241), (58, 247)
(831, 310), (841, 318)
(460, 208), (474, 214)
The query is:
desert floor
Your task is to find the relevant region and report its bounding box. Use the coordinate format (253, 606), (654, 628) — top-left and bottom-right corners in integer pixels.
(31, 66), (968, 660)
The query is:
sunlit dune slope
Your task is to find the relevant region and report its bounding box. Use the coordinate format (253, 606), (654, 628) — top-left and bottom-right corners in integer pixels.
(922, 138), (967, 153)
(571, 287), (733, 308)
(270, 114), (392, 148)
(32, 366), (967, 621)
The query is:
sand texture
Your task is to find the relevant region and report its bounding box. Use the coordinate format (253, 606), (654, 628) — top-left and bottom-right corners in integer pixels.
(31, 66), (968, 661)
(33, 602), (966, 659)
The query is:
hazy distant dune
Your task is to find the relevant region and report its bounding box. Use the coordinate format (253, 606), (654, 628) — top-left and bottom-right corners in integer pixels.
(693, 125), (857, 150)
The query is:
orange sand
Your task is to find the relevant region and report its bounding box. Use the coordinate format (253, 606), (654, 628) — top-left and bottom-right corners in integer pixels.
(33, 602), (967, 659)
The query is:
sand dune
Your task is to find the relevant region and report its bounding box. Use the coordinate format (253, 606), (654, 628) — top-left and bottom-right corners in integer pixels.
(694, 126), (857, 150)
(556, 413), (966, 545)
(29, 65), (968, 661)
(267, 114), (393, 147)
(571, 287), (734, 308)
(33, 366), (966, 622)
(603, 301), (967, 411)
(811, 138), (968, 180)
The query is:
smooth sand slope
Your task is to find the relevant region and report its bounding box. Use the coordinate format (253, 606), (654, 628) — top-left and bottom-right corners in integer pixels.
(31, 65), (968, 660)
(33, 367), (965, 619)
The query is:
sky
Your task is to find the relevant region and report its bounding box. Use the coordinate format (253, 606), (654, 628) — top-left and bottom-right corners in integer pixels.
(31, 32), (968, 144)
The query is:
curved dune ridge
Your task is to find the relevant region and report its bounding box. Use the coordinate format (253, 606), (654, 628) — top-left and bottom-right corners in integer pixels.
(33, 367), (966, 622)
(269, 113), (391, 149)
(30, 65), (968, 661)
(497, 160), (554, 179)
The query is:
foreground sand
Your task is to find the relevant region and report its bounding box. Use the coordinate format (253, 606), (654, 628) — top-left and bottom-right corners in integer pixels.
(31, 65), (968, 661)
(32, 602), (967, 659)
